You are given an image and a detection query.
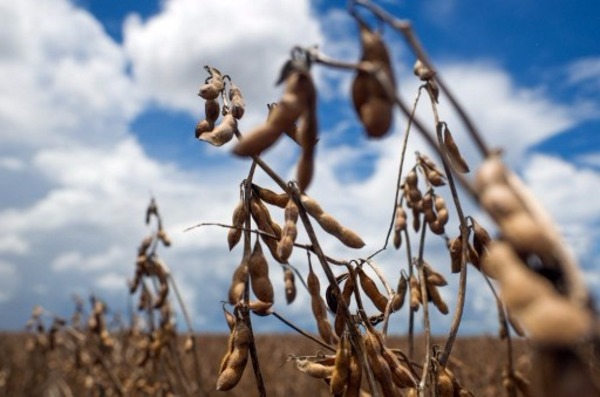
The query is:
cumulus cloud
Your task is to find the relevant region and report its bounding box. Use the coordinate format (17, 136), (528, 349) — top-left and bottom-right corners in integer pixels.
(123, 0), (323, 123)
(0, 0), (140, 151)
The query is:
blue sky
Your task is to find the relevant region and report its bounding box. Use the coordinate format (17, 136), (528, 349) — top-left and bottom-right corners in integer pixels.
(0, 0), (599, 336)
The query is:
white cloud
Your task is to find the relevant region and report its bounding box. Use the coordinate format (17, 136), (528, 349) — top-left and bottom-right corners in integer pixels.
(566, 57), (600, 88)
(96, 272), (128, 292)
(123, 0), (323, 122)
(0, 0), (140, 150)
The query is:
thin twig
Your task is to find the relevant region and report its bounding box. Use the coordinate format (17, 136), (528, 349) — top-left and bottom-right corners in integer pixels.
(240, 161), (267, 397)
(271, 311), (335, 352)
(425, 84), (470, 367)
(404, 228), (416, 360)
(415, 220), (432, 397)
(382, 86), (424, 250)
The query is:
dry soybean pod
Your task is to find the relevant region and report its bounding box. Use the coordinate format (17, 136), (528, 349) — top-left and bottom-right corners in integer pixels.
(293, 357), (334, 379)
(448, 235), (463, 274)
(363, 329), (397, 397)
(436, 368), (455, 397)
(471, 217), (491, 258)
(393, 205), (407, 249)
(426, 279), (449, 315)
(216, 313), (251, 391)
(357, 267), (389, 313)
(233, 70), (313, 156)
(228, 256), (248, 305)
(334, 274), (355, 337)
(330, 333), (350, 396)
(424, 263), (447, 287)
(195, 119), (214, 139)
(308, 261), (337, 345)
(228, 81), (245, 120)
(300, 195), (365, 249)
(227, 198), (246, 251)
(249, 196), (283, 262)
(205, 99), (220, 123)
(248, 240), (274, 304)
(391, 273), (408, 312)
(296, 72), (318, 192)
(344, 345), (362, 397)
(409, 275), (422, 312)
(352, 17), (395, 138)
(198, 113), (237, 147)
(277, 200), (299, 262)
(283, 267), (296, 304)
(252, 184), (289, 208)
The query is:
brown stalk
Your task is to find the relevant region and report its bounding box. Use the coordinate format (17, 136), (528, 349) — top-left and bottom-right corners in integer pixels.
(403, 228), (416, 359)
(415, 219), (432, 396)
(482, 272), (517, 397)
(240, 161), (267, 397)
(382, 86), (424, 251)
(424, 88), (470, 368)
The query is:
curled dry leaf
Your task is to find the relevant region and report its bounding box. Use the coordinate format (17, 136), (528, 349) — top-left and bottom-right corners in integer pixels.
(443, 125), (470, 173)
(357, 267), (389, 313)
(222, 305), (236, 331)
(228, 82), (245, 120)
(248, 240), (274, 304)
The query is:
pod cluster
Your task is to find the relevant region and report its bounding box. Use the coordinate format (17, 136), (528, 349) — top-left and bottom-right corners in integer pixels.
(195, 65), (245, 147)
